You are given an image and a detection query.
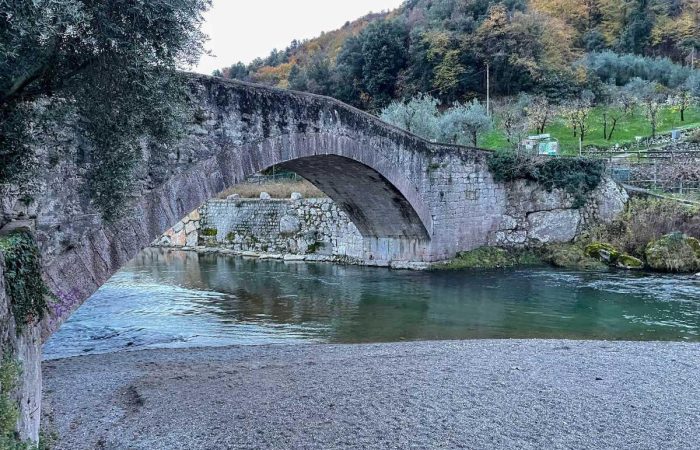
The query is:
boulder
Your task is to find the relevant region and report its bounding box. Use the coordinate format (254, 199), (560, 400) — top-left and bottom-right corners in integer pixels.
(585, 243), (620, 263)
(527, 209), (581, 243)
(594, 179), (629, 224)
(616, 254), (644, 270)
(645, 232), (700, 273)
(290, 192), (303, 201)
(259, 192), (271, 200)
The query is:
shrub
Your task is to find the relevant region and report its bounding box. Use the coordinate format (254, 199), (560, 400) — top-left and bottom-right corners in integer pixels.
(200, 228), (218, 237)
(687, 129), (700, 144)
(306, 242), (324, 254)
(487, 153), (606, 207)
(645, 232), (700, 273)
(588, 198), (700, 257)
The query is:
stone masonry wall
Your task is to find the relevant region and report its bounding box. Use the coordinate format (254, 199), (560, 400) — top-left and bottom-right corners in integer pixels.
(155, 177), (628, 262)
(0, 256), (41, 442)
(155, 196), (364, 261)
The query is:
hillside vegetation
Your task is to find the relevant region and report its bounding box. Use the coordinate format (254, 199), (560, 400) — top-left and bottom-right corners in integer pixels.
(215, 1), (700, 152)
(216, 0), (700, 112)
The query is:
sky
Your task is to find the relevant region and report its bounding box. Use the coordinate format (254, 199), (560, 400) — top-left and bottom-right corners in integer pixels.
(195, 0), (405, 75)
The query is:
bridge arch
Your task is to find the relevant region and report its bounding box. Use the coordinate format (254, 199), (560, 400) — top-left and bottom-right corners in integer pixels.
(41, 131), (433, 338)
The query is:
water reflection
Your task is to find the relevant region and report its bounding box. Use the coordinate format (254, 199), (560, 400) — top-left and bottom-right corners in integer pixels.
(43, 248), (700, 359)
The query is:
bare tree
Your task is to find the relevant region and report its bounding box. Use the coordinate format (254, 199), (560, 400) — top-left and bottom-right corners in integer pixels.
(561, 93), (593, 141)
(497, 96), (530, 148)
(525, 95), (553, 135)
(626, 78), (666, 138)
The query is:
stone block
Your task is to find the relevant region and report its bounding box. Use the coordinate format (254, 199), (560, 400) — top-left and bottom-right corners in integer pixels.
(185, 221), (197, 235)
(527, 209), (581, 243)
(279, 215), (301, 235)
(171, 230), (187, 246)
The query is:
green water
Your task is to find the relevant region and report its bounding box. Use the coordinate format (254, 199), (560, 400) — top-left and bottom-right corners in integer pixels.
(43, 248), (700, 359)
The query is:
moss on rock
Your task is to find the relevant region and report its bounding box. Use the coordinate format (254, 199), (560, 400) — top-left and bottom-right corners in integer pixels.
(584, 243), (621, 263)
(645, 232), (700, 273)
(541, 243), (607, 270)
(435, 247), (542, 270)
(688, 237), (700, 258)
(616, 254), (644, 270)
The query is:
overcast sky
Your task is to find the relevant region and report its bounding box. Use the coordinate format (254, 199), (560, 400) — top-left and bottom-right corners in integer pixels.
(195, 0), (405, 74)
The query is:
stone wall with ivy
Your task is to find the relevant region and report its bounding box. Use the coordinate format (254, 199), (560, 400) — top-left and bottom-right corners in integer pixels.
(0, 235), (42, 443)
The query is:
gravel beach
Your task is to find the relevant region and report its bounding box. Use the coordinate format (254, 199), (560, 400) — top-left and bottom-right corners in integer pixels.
(41, 340), (700, 449)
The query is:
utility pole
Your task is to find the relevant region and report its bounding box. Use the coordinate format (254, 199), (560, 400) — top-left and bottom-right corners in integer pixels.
(486, 63), (491, 117)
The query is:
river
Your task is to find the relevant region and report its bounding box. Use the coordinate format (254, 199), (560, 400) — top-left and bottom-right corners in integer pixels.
(43, 248), (700, 359)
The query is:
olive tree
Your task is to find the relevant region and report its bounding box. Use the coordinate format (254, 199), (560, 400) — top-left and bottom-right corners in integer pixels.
(439, 100), (492, 147)
(0, 0), (211, 218)
(380, 94), (442, 141)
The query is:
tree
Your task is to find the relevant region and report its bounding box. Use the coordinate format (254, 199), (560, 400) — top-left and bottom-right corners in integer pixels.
(359, 20), (409, 109)
(525, 95), (554, 134)
(688, 72), (700, 97)
(600, 86), (628, 140)
(672, 88), (695, 122)
(1, 0), (211, 218)
(423, 31), (467, 100)
(439, 100), (493, 147)
(224, 62), (250, 81)
(334, 20), (409, 109)
(497, 95), (531, 147)
(626, 78), (666, 138)
(616, 0), (654, 54)
(472, 5), (544, 95)
(379, 95), (441, 141)
(305, 56), (334, 95)
(288, 65), (308, 91)
(561, 91), (594, 142)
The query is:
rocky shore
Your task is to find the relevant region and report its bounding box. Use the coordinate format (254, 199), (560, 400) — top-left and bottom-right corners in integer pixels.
(41, 340), (700, 449)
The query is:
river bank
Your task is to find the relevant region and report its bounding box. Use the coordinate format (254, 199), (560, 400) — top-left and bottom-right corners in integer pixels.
(41, 340), (700, 450)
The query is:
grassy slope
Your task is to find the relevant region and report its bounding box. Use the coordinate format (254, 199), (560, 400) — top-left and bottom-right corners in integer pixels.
(481, 105), (700, 154)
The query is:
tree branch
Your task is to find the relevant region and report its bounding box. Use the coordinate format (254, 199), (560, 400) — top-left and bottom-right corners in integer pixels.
(0, 63), (50, 106)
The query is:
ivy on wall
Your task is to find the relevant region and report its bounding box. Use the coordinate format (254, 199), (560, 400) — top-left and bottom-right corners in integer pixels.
(0, 231), (49, 329)
(487, 153), (606, 208)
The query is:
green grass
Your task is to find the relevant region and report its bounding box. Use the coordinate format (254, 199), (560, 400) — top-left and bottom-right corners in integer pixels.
(481, 105), (700, 154)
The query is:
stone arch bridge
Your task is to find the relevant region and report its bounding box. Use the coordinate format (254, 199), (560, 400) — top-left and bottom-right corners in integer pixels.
(0, 74), (626, 440)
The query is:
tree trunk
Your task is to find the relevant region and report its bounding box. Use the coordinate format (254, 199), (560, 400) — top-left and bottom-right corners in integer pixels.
(602, 113), (608, 139)
(607, 119), (618, 141)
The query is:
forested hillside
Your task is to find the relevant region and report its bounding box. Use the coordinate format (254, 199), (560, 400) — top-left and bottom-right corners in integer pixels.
(215, 0), (700, 111)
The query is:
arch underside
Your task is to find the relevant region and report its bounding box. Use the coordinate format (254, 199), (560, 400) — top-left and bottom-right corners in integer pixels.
(277, 155), (429, 240)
